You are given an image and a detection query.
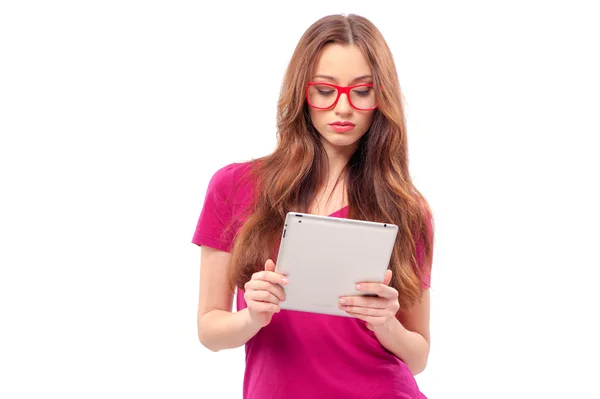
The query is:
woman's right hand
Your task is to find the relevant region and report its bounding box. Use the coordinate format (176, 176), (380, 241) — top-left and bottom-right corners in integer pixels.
(243, 259), (288, 328)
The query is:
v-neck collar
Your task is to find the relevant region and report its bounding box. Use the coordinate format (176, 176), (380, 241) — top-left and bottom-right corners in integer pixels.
(328, 205), (349, 217)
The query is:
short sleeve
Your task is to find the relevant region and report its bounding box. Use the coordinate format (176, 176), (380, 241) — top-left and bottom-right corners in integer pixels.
(192, 164), (238, 252)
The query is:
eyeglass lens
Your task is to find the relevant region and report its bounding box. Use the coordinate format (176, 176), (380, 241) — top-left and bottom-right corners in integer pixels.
(308, 84), (376, 110)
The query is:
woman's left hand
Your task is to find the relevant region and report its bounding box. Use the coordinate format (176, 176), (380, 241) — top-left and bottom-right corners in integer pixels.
(338, 269), (399, 331)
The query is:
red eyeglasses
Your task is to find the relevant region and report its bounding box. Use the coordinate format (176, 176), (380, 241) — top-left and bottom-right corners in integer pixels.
(306, 82), (379, 111)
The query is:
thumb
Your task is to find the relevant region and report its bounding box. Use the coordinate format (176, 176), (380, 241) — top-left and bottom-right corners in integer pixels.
(383, 269), (393, 286)
(265, 259), (276, 272)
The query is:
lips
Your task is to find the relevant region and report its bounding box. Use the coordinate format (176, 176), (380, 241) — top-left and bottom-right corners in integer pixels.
(329, 121), (356, 127)
(329, 121), (356, 133)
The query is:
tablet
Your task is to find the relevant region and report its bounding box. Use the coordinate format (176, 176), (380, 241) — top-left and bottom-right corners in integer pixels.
(274, 212), (399, 317)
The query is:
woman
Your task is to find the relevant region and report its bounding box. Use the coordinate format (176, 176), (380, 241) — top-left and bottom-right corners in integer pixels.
(193, 13), (434, 399)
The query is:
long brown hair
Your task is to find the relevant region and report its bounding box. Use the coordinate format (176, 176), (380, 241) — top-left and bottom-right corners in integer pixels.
(227, 14), (434, 309)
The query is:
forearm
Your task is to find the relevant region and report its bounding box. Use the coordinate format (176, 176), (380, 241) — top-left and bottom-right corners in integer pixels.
(198, 308), (260, 352)
(373, 318), (430, 375)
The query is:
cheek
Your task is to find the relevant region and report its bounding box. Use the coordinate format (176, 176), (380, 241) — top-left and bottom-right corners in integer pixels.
(357, 112), (375, 131)
(308, 108), (325, 128)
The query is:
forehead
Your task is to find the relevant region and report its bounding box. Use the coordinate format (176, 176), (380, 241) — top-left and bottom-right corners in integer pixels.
(312, 43), (372, 83)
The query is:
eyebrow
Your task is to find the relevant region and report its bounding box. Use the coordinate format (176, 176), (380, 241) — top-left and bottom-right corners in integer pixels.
(313, 74), (373, 83)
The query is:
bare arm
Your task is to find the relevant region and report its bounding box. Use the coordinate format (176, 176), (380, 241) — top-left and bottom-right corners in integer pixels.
(339, 270), (431, 375)
(197, 246), (286, 352)
(197, 247), (259, 351)
(372, 289), (431, 375)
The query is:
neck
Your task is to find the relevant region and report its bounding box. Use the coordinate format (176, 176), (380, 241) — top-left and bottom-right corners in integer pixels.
(312, 140), (356, 214)
(320, 139), (357, 183)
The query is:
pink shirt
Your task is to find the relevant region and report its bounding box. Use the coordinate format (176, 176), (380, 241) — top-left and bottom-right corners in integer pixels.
(193, 162), (430, 399)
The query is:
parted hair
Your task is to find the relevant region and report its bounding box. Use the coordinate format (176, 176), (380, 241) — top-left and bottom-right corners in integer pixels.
(227, 14), (434, 309)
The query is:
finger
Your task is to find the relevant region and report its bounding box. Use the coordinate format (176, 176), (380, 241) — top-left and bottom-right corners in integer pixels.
(383, 269), (393, 286)
(355, 283), (398, 299)
(256, 281), (287, 302)
(265, 259), (276, 272)
(339, 295), (387, 309)
(244, 289), (281, 305)
(245, 280), (286, 302)
(340, 305), (388, 317)
(252, 270), (288, 285)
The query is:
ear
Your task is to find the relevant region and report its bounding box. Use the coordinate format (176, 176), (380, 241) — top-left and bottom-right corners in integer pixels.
(383, 269), (393, 286)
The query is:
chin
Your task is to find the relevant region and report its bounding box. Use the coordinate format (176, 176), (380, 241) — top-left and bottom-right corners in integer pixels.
(323, 135), (361, 149)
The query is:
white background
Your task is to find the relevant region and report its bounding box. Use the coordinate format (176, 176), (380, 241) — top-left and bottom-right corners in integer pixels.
(1, 1), (599, 398)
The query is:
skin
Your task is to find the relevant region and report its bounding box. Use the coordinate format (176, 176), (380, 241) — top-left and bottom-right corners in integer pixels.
(306, 43), (376, 216)
(198, 43), (431, 375)
(307, 43), (376, 162)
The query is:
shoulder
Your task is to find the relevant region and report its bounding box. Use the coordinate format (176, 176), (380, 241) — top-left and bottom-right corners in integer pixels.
(207, 161), (255, 192)
(209, 161), (253, 184)
(205, 161), (256, 211)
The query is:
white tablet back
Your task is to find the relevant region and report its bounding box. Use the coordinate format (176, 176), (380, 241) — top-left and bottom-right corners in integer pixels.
(274, 212), (399, 317)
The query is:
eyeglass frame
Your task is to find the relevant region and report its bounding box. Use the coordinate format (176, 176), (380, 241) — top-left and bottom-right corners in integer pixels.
(305, 82), (380, 111)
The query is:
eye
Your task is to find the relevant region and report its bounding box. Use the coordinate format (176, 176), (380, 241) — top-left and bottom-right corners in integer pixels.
(316, 87), (335, 96)
(353, 87), (372, 97)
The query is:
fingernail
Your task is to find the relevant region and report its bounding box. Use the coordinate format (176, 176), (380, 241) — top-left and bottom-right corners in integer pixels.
(355, 284), (362, 290)
(339, 298), (347, 304)
(282, 277), (288, 284)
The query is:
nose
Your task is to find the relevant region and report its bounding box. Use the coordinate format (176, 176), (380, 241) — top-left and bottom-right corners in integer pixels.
(334, 92), (352, 116)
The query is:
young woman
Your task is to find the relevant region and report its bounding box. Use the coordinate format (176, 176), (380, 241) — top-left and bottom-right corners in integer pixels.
(193, 13), (434, 399)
